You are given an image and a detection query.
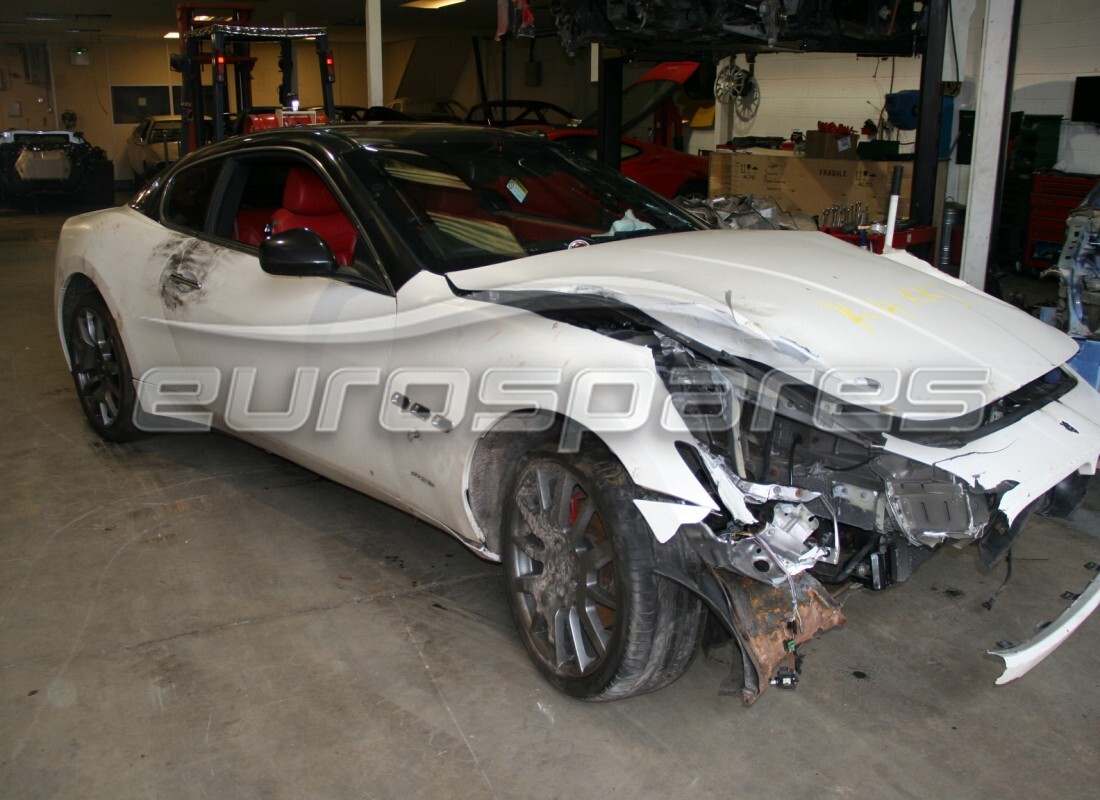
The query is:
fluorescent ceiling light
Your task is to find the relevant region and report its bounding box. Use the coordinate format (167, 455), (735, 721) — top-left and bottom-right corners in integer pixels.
(402, 0), (466, 9)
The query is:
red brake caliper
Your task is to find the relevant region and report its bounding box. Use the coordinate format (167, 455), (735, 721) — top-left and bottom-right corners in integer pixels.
(568, 489), (586, 527)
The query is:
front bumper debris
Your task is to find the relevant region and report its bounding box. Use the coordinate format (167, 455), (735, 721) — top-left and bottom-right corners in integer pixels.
(988, 569), (1100, 684)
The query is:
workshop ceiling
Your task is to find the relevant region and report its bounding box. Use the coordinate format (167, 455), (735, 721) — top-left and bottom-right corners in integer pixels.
(0, 1), (506, 43)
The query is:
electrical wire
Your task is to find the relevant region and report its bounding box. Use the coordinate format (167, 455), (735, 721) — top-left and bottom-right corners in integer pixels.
(91, 43), (110, 117)
(981, 549), (1014, 610)
(751, 532), (802, 632)
(816, 491), (842, 566)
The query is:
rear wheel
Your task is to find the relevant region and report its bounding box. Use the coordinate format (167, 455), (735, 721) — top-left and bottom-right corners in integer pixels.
(502, 446), (704, 700)
(66, 292), (139, 442)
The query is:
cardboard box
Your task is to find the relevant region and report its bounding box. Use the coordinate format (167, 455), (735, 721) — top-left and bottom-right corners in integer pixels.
(804, 130), (858, 160)
(708, 151), (918, 220)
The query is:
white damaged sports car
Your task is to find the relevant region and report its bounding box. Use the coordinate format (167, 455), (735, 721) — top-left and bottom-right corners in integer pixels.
(55, 125), (1100, 702)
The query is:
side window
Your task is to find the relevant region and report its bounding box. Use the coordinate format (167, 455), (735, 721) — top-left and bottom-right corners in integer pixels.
(214, 153), (386, 290)
(214, 157), (290, 247)
(220, 156), (363, 270)
(163, 159), (222, 233)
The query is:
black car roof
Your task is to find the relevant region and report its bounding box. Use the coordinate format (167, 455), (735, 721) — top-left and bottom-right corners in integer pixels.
(192, 123), (537, 160)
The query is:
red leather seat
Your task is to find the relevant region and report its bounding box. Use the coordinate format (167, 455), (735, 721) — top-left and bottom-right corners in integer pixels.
(268, 166), (357, 266)
(233, 207), (274, 246)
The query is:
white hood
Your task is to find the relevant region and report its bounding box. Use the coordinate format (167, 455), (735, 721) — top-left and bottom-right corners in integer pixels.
(451, 230), (1076, 417)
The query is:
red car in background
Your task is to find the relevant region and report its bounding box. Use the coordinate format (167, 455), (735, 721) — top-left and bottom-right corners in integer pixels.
(484, 63), (710, 199)
(544, 128), (709, 200)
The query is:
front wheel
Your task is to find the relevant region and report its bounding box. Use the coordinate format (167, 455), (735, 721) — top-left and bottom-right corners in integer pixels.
(66, 292), (139, 442)
(502, 446), (704, 700)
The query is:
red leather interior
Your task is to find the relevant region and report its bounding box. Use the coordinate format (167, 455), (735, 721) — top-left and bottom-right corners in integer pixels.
(233, 207), (274, 247)
(269, 166), (357, 266)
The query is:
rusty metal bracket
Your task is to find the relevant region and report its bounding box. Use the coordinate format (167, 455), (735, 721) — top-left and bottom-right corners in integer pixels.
(720, 571), (846, 705)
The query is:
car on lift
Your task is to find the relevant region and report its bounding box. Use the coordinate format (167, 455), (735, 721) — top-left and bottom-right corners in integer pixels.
(54, 124), (1100, 703)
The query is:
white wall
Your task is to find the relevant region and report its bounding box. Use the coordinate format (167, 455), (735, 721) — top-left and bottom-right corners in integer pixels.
(946, 0), (1100, 201)
(1014, 0), (1100, 174)
(709, 54), (924, 150)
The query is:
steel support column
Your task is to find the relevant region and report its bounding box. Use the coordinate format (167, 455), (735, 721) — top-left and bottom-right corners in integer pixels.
(365, 0), (384, 107)
(961, 0), (1022, 289)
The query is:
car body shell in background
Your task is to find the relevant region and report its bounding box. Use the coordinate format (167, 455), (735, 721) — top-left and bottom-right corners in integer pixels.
(124, 116), (185, 182)
(464, 100), (578, 129)
(0, 129), (109, 201)
(386, 97), (468, 122)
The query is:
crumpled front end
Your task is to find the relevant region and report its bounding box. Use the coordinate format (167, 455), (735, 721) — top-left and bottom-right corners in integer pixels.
(450, 234), (1100, 701)
(647, 330), (1100, 701)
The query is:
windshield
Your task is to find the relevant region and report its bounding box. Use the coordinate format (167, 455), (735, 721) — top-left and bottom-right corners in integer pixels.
(344, 136), (703, 273)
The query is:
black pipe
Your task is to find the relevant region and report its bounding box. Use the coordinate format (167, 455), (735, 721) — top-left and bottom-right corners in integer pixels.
(597, 56), (623, 171)
(211, 30), (227, 143)
(831, 533), (881, 583)
(472, 37), (488, 105)
(911, 0), (949, 231)
(501, 35), (510, 104)
(317, 35), (335, 121)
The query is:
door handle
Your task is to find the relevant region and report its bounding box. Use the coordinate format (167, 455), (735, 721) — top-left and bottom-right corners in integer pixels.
(169, 269), (202, 292)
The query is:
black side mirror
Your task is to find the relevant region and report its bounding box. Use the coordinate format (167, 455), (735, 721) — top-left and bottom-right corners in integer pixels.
(259, 228), (339, 277)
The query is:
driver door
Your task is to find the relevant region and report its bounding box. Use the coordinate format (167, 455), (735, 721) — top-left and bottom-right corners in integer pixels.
(155, 151), (401, 501)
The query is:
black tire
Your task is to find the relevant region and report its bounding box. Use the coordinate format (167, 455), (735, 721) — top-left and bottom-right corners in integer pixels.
(502, 445), (704, 700)
(66, 292), (140, 442)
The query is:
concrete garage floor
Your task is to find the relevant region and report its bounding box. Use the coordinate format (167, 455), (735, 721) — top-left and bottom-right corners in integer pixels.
(2, 206), (1098, 799)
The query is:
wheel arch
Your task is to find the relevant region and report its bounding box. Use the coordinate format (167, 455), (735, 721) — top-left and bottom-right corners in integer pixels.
(465, 406), (717, 556)
(466, 409), (626, 557)
(466, 409), (565, 557)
